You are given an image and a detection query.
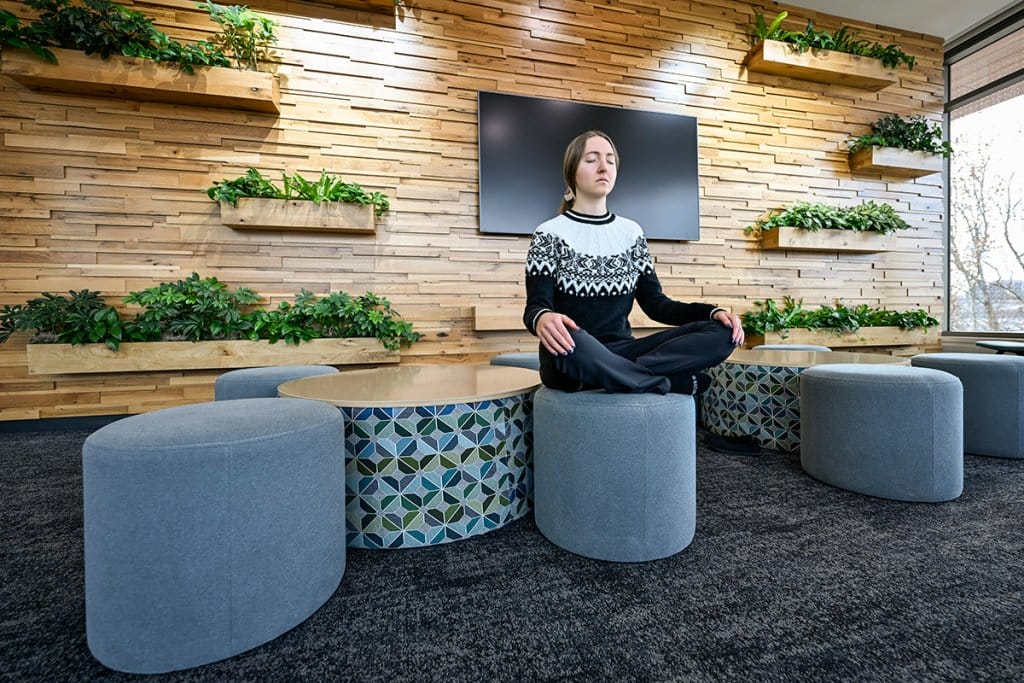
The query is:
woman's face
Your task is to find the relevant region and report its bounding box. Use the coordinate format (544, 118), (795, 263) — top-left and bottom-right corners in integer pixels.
(573, 135), (617, 202)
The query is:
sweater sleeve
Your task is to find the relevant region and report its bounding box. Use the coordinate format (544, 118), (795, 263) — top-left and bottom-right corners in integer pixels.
(523, 231), (558, 335)
(632, 237), (716, 325)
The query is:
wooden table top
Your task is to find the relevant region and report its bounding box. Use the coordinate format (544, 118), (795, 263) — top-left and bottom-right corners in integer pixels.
(278, 363), (542, 408)
(723, 349), (911, 369)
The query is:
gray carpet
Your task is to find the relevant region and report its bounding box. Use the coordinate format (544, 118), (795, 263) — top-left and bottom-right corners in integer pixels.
(2, 428), (1023, 682)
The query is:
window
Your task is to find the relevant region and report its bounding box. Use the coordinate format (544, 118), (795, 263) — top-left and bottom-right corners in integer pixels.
(946, 13), (1024, 333)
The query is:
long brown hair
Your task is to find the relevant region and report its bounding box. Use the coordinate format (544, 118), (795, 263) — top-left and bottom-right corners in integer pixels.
(559, 130), (619, 214)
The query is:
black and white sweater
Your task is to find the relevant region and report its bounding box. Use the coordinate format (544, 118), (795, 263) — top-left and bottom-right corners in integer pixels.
(523, 210), (718, 343)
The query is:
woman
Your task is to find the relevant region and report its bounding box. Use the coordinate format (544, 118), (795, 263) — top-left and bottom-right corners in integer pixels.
(522, 130), (742, 395)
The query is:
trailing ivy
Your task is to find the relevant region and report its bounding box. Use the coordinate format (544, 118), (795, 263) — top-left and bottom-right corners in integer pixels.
(848, 114), (953, 157)
(207, 168), (391, 217)
(741, 297), (939, 337)
(748, 10), (916, 71)
(745, 201), (911, 236)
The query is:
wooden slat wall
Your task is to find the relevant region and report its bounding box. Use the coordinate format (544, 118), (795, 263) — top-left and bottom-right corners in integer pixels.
(0, 0), (945, 420)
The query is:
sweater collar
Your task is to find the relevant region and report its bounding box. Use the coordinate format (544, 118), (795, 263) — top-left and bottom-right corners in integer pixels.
(564, 209), (614, 225)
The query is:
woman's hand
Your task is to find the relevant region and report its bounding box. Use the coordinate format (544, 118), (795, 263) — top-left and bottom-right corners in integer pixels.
(713, 309), (745, 346)
(536, 311), (579, 355)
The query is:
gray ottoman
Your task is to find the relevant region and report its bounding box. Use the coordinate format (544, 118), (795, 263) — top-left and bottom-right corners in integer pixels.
(911, 353), (1024, 459)
(214, 365), (339, 400)
(800, 364), (963, 502)
(533, 388), (696, 562)
(83, 398), (346, 673)
(753, 344), (832, 352)
(490, 352), (540, 371)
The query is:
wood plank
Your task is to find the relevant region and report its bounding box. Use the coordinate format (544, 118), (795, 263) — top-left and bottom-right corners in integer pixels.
(473, 305), (670, 331)
(1, 47), (280, 113)
(743, 40), (899, 91)
(26, 338), (399, 374)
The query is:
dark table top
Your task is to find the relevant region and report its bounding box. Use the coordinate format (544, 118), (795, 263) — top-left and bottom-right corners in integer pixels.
(976, 340), (1024, 355)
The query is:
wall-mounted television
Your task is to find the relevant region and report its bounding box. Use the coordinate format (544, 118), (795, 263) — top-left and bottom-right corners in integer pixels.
(477, 91), (700, 241)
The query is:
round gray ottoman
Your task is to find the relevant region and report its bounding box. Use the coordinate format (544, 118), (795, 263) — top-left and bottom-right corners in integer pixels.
(489, 352), (540, 371)
(800, 364), (963, 502)
(533, 388), (696, 562)
(911, 352), (1024, 459)
(752, 344), (832, 352)
(83, 398), (346, 673)
(214, 365), (339, 400)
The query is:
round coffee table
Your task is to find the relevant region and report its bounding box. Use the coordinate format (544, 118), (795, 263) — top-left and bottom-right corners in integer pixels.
(701, 349), (909, 453)
(279, 364), (541, 549)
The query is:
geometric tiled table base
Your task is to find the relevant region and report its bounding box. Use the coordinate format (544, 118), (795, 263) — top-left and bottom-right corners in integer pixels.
(702, 362), (804, 453)
(342, 391), (534, 548)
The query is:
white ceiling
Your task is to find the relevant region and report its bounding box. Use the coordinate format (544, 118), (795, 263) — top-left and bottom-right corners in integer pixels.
(780, 0), (1020, 41)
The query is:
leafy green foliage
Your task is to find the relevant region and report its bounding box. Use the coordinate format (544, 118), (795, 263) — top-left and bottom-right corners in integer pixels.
(197, 1), (277, 71)
(741, 297), (939, 337)
(122, 273), (259, 342)
(1, 275), (420, 351)
(848, 114), (953, 157)
(745, 201), (911, 236)
(0, 290), (125, 350)
(748, 10), (916, 70)
(207, 168), (391, 216)
(16, 0), (231, 73)
(1, 9), (56, 62)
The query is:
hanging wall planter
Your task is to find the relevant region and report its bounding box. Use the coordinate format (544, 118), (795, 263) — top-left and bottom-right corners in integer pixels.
(0, 47), (280, 113)
(759, 226), (895, 252)
(849, 146), (944, 177)
(742, 40), (898, 90)
(219, 199), (376, 233)
(745, 326), (939, 349)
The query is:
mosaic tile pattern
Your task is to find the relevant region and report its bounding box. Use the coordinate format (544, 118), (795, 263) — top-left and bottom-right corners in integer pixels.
(701, 363), (805, 453)
(341, 391), (534, 549)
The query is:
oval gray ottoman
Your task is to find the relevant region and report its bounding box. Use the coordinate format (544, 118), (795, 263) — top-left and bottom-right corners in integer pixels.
(83, 398), (346, 673)
(911, 352), (1024, 458)
(752, 344), (832, 352)
(489, 352), (541, 371)
(800, 364), (963, 502)
(533, 388), (696, 562)
(214, 364), (339, 400)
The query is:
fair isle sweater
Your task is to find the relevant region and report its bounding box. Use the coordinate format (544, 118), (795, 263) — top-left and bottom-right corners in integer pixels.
(523, 210), (718, 343)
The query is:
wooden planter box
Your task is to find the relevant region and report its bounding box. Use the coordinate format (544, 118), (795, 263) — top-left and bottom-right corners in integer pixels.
(743, 40), (899, 90)
(746, 326), (939, 349)
(849, 146), (943, 177)
(220, 199), (376, 233)
(1, 47), (280, 113)
(26, 337), (397, 375)
(759, 226), (895, 252)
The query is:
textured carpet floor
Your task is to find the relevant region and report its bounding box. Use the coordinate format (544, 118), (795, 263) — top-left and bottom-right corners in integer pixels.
(1, 428), (1022, 682)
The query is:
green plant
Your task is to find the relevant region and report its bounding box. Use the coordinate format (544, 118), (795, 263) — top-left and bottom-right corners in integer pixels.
(848, 114), (954, 157)
(1, 9), (56, 62)
(197, 1), (277, 71)
(17, 0), (231, 73)
(0, 289), (125, 349)
(207, 168), (391, 216)
(748, 10), (916, 70)
(122, 273), (260, 342)
(745, 201), (911, 236)
(741, 297), (939, 337)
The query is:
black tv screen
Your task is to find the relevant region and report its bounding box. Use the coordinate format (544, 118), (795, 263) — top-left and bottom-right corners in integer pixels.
(477, 91), (700, 241)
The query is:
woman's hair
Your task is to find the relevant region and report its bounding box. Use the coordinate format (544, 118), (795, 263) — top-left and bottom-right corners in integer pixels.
(559, 130), (619, 214)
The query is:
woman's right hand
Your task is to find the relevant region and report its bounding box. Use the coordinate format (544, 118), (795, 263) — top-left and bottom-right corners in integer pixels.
(536, 311), (579, 356)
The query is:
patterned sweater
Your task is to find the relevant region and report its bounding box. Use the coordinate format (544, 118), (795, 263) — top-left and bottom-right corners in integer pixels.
(523, 210), (717, 343)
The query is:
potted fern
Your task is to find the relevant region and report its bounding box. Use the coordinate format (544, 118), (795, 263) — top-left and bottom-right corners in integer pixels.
(207, 168), (391, 233)
(0, 0), (280, 113)
(745, 201), (911, 252)
(744, 10), (915, 91)
(0, 274), (419, 374)
(848, 114), (952, 177)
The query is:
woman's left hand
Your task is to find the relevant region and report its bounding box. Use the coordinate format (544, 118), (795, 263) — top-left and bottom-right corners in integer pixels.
(713, 309), (745, 346)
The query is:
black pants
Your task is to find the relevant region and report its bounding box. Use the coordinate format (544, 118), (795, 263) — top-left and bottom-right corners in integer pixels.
(538, 320), (736, 394)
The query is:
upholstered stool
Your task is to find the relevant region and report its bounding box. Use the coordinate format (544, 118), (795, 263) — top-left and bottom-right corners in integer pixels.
(532, 388), (696, 562)
(489, 352), (540, 371)
(911, 353), (1024, 458)
(83, 398), (346, 673)
(752, 344), (832, 352)
(214, 365), (339, 400)
(800, 364), (963, 502)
